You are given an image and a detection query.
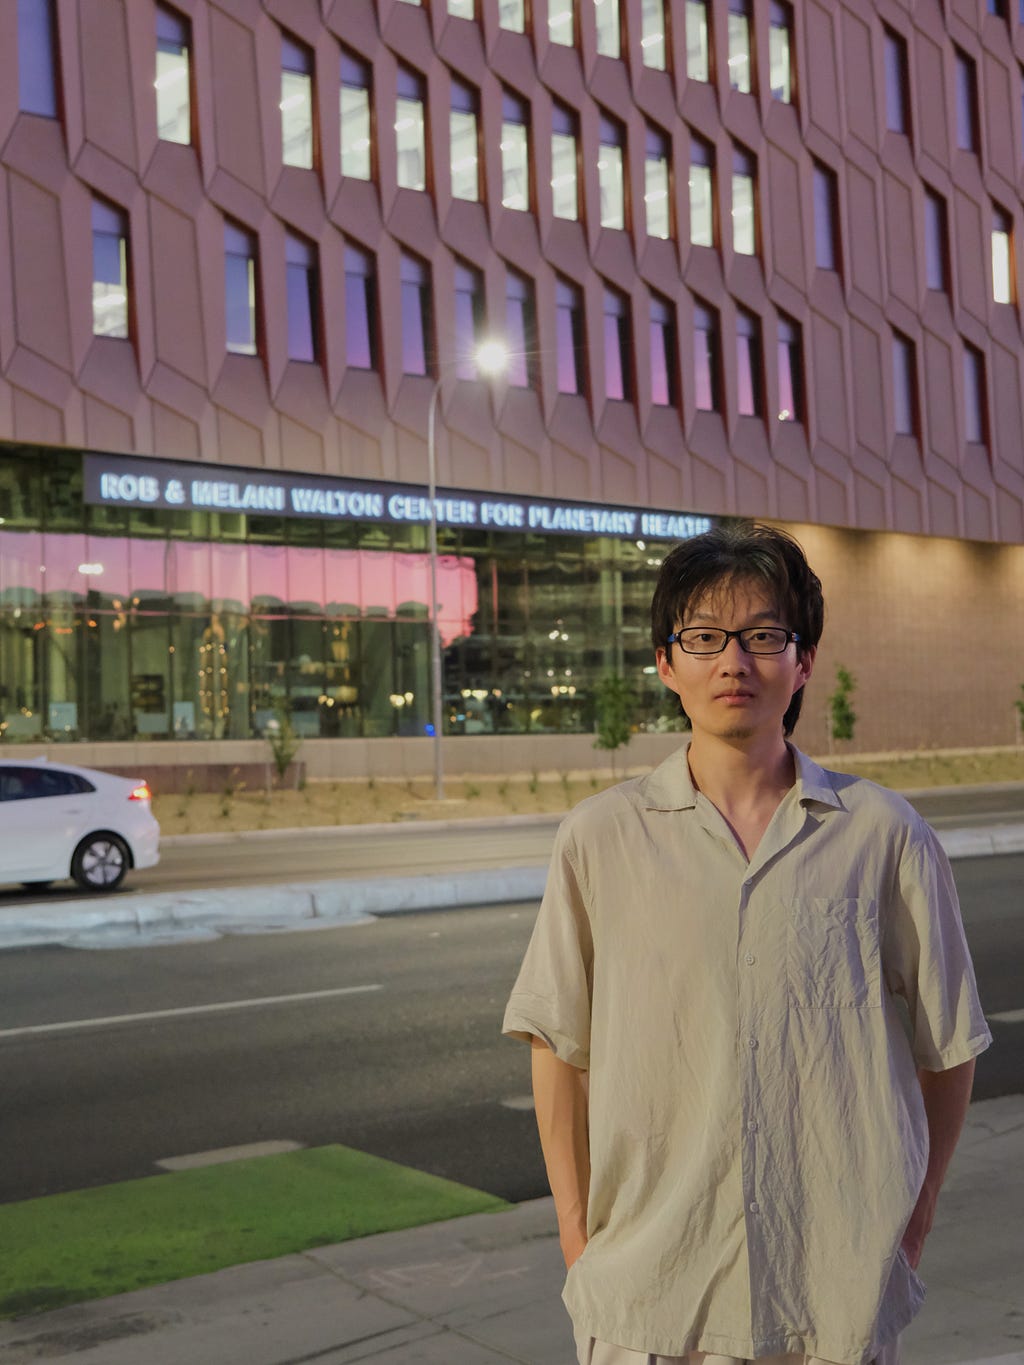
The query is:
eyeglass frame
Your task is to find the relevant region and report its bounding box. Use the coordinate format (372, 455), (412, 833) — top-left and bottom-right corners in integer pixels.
(665, 626), (802, 658)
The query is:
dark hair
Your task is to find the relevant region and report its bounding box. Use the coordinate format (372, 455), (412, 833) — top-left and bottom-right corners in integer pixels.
(650, 522), (824, 737)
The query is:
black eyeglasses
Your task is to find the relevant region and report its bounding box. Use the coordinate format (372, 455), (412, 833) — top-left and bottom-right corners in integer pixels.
(666, 627), (801, 656)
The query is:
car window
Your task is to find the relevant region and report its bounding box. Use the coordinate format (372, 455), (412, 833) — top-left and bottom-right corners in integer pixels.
(0, 767), (89, 800)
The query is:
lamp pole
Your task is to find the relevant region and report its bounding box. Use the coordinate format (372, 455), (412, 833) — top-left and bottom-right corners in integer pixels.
(426, 378), (445, 802)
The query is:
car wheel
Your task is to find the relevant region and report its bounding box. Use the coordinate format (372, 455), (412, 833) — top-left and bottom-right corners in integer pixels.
(71, 834), (129, 892)
(21, 881), (54, 891)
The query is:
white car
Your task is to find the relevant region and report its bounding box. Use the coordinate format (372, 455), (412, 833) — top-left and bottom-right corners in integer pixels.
(0, 759), (160, 893)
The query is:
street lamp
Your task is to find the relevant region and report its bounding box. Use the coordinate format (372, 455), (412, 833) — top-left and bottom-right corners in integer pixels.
(426, 338), (509, 800)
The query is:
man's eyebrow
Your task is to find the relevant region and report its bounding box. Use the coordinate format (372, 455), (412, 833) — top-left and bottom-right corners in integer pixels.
(687, 609), (781, 623)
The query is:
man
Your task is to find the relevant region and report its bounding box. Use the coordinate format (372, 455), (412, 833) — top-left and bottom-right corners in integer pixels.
(503, 523), (991, 1365)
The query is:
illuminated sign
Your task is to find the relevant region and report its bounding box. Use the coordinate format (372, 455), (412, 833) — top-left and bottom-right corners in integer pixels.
(83, 453), (714, 543)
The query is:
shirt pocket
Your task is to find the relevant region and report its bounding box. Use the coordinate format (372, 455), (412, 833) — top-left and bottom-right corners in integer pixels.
(788, 897), (881, 1008)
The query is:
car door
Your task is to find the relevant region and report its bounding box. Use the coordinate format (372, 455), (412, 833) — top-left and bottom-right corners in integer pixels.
(0, 766), (88, 882)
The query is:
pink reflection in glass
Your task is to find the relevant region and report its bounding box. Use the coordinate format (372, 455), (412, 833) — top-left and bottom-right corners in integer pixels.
(287, 545), (325, 610)
(250, 543), (287, 605)
(0, 531), (44, 602)
(44, 533), (89, 597)
(325, 549), (362, 612)
(170, 540), (211, 606)
(129, 539), (167, 598)
(211, 542), (249, 607)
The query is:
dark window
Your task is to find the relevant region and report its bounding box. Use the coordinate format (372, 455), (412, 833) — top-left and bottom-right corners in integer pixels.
(924, 188), (949, 292)
(285, 233), (318, 362)
(603, 287), (631, 402)
(224, 221), (257, 356)
(987, 0), (1008, 16)
(344, 243), (377, 369)
(777, 314), (803, 423)
(17, 0), (59, 117)
(963, 343), (986, 443)
(400, 252), (432, 376)
(736, 309), (762, 417)
(649, 293), (677, 407)
(955, 47), (979, 152)
(555, 278), (585, 395)
(883, 28), (910, 135)
(0, 765), (88, 800)
(693, 301), (720, 412)
(506, 270), (536, 388)
(892, 331), (918, 436)
(813, 161), (839, 271)
(454, 261), (485, 379)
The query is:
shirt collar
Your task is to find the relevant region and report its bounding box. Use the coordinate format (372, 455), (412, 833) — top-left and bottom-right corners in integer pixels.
(639, 739), (844, 812)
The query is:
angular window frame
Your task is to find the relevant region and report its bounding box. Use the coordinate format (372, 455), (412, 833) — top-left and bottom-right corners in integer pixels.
(598, 112), (626, 231)
(693, 300), (721, 413)
(551, 103), (579, 221)
(595, 0), (621, 58)
(340, 50), (372, 181)
(498, 0), (526, 33)
(549, 0), (575, 46)
(344, 242), (377, 370)
(448, 0), (476, 17)
(92, 199), (130, 340)
(280, 32), (315, 170)
(156, 5), (192, 145)
(689, 133), (715, 249)
(641, 0), (667, 71)
(649, 292), (678, 407)
(506, 269), (537, 388)
(602, 286), (632, 402)
(883, 27), (911, 136)
(768, 2), (793, 104)
(450, 77), (480, 202)
(813, 160), (840, 272)
(963, 342), (987, 445)
(454, 260), (486, 380)
(285, 232), (319, 363)
(924, 187), (950, 292)
(727, 0), (753, 94)
(501, 89), (531, 211)
(396, 66), (428, 192)
(776, 314), (803, 424)
(18, 0), (60, 118)
(992, 204), (1014, 305)
(892, 330), (919, 437)
(555, 277), (586, 396)
(224, 220), (258, 357)
(954, 47), (980, 153)
(736, 308), (763, 418)
(644, 124), (671, 241)
(400, 252), (433, 376)
(731, 145), (757, 256)
(686, 0), (710, 83)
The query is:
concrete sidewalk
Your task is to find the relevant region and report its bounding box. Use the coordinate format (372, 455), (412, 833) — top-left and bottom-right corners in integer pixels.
(0, 1094), (1021, 1365)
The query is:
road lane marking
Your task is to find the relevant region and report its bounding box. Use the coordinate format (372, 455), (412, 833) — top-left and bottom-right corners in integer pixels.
(988, 1008), (1024, 1024)
(500, 1095), (535, 1111)
(0, 984), (382, 1039)
(157, 1140), (305, 1171)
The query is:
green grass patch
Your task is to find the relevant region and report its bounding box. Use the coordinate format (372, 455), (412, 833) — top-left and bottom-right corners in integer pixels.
(0, 1145), (509, 1319)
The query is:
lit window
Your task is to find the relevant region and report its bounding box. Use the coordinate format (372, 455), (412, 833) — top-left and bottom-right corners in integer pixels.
(396, 67), (427, 191)
(499, 0), (525, 32)
(92, 199), (129, 339)
(549, 0), (574, 45)
(992, 206), (1014, 304)
(693, 301), (720, 411)
(454, 262), (485, 379)
(645, 125), (671, 240)
(732, 146), (756, 255)
(963, 343), (986, 444)
(556, 278), (585, 394)
(156, 6), (190, 144)
(768, 2), (793, 103)
(595, 0), (620, 58)
(449, 0), (475, 17)
(224, 222), (257, 356)
(450, 79), (479, 202)
(506, 269), (536, 387)
(884, 28), (910, 135)
(689, 134), (714, 248)
(641, 0), (667, 70)
(686, 0), (710, 82)
(280, 33), (314, 169)
(955, 47), (979, 152)
(650, 293), (677, 406)
(728, 0), (752, 94)
(599, 113), (625, 230)
(924, 188), (949, 292)
(777, 314), (803, 422)
(396, 0), (421, 6)
(501, 91), (530, 210)
(813, 161), (839, 271)
(892, 331), (918, 436)
(551, 104), (579, 221)
(344, 243), (376, 369)
(400, 253), (432, 375)
(17, 0), (59, 117)
(340, 51), (372, 180)
(603, 287), (631, 401)
(285, 233), (318, 362)
(736, 310), (762, 417)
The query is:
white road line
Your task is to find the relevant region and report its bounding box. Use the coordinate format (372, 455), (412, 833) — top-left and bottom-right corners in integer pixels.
(0, 984), (383, 1040)
(988, 1008), (1024, 1024)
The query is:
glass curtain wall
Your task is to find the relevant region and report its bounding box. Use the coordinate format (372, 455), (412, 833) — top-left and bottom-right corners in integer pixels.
(0, 449), (679, 743)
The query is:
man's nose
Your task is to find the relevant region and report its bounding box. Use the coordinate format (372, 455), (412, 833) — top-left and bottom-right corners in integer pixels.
(718, 636), (751, 669)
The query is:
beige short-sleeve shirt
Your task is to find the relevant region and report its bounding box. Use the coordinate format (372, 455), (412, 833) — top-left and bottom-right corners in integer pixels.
(503, 744), (991, 1365)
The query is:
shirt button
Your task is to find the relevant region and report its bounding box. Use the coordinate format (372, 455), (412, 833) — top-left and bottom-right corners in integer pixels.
(748, 1037), (758, 1049)
(749, 1201), (760, 1213)
(747, 1120), (758, 1132)
(744, 953), (756, 965)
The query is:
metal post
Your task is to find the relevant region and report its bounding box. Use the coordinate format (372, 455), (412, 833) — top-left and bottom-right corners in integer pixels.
(426, 379), (445, 801)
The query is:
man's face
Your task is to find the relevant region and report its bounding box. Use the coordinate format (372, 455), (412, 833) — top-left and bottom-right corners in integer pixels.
(655, 578), (815, 745)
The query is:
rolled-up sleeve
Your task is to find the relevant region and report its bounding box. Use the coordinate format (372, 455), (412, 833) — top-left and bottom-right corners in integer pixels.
(883, 818), (993, 1071)
(502, 821), (594, 1069)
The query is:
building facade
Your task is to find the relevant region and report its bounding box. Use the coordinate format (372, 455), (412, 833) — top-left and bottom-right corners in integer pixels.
(1, 0), (1022, 779)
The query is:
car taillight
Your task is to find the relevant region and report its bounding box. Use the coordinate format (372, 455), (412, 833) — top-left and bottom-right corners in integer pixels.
(128, 781), (152, 802)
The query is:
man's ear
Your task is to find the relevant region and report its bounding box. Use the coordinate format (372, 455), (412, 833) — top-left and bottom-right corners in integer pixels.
(795, 644), (816, 692)
(655, 646), (681, 696)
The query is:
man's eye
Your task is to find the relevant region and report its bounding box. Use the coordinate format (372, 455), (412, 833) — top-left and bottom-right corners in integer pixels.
(748, 630), (773, 642)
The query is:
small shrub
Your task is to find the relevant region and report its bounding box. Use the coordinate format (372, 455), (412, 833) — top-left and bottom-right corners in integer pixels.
(465, 781), (481, 799)
(528, 769), (539, 795)
(827, 666), (858, 746)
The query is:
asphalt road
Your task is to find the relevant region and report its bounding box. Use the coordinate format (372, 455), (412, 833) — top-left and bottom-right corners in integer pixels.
(1, 853), (1021, 1208)
(1, 782), (1022, 905)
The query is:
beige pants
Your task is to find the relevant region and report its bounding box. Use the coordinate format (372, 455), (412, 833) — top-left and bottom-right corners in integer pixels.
(573, 1325), (902, 1365)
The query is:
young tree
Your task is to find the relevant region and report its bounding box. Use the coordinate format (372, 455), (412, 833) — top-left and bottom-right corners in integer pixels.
(827, 664), (857, 750)
(264, 699), (302, 787)
(593, 673), (635, 777)
(1014, 683), (1024, 744)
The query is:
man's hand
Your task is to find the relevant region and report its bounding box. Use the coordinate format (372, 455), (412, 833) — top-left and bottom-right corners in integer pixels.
(559, 1220), (588, 1270)
(530, 1037), (591, 1272)
(901, 1059), (976, 1271)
